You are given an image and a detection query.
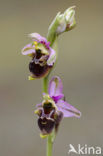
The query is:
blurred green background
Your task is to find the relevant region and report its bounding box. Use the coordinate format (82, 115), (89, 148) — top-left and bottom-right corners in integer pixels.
(0, 0), (103, 156)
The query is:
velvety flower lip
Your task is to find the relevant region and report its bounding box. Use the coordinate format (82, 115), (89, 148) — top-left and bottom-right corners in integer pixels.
(48, 76), (81, 118)
(35, 104), (57, 135)
(38, 117), (55, 135)
(21, 33), (56, 78)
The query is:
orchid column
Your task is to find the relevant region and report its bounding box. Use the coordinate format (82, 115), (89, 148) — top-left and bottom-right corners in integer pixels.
(21, 6), (81, 156)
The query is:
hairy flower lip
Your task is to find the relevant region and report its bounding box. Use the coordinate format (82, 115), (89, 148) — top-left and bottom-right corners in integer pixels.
(38, 117), (55, 135)
(36, 107), (64, 135)
(37, 107), (63, 135)
(29, 61), (52, 78)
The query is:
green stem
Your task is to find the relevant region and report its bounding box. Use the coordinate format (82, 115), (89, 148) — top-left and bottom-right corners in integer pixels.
(43, 39), (58, 156)
(43, 14), (59, 156)
(43, 75), (49, 93)
(47, 134), (53, 156)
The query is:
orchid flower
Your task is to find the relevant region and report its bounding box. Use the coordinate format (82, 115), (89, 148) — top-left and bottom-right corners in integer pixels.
(35, 76), (81, 136)
(22, 33), (56, 79)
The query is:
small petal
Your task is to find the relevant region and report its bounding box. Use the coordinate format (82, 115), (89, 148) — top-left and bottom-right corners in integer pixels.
(51, 95), (64, 103)
(22, 43), (35, 56)
(36, 103), (42, 108)
(29, 33), (47, 43)
(34, 108), (42, 116)
(49, 76), (64, 101)
(47, 48), (56, 66)
(56, 100), (81, 118)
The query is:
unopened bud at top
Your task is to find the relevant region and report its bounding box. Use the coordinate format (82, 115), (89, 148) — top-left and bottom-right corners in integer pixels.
(56, 6), (76, 34)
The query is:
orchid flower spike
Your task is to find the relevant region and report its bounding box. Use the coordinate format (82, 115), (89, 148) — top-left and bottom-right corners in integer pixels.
(35, 76), (81, 136)
(22, 33), (56, 79)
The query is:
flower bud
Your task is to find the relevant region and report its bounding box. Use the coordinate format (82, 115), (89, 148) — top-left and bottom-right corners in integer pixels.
(64, 6), (76, 31)
(56, 6), (76, 34)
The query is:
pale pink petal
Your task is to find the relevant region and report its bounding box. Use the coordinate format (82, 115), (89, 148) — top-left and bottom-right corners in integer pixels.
(29, 33), (47, 43)
(47, 48), (56, 66)
(49, 76), (64, 102)
(36, 103), (42, 108)
(22, 43), (35, 55)
(56, 100), (81, 118)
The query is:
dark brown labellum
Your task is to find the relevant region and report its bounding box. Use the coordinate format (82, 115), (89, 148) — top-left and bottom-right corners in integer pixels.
(36, 103), (63, 135)
(38, 117), (55, 135)
(29, 61), (51, 78)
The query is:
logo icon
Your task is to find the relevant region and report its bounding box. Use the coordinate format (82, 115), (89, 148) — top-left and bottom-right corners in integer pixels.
(68, 144), (78, 154)
(68, 144), (102, 155)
